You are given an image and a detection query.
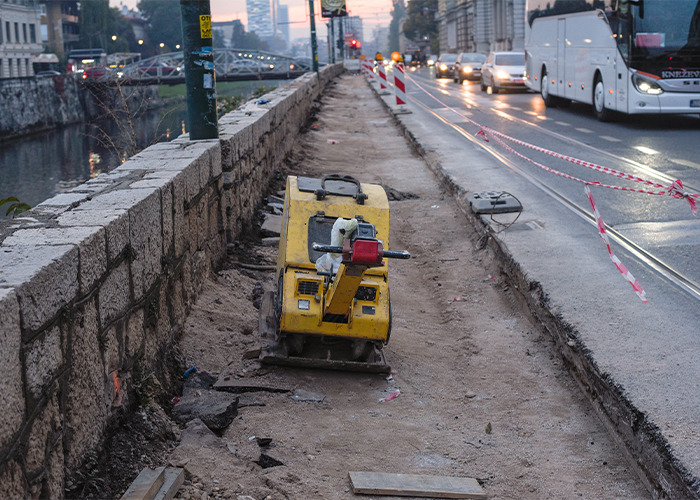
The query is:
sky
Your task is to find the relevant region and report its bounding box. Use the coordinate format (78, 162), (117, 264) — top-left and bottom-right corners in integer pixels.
(109, 0), (393, 41)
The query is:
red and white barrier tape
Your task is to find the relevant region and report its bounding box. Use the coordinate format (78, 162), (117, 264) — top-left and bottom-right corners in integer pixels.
(406, 74), (700, 302)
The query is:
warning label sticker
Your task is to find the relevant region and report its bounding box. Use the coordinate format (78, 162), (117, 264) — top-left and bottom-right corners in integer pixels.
(200, 15), (212, 39)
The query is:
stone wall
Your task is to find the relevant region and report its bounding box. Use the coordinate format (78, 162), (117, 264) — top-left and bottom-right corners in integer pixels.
(0, 64), (343, 498)
(0, 75), (162, 139)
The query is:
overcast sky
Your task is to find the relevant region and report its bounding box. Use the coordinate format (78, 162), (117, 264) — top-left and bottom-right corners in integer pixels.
(109, 0), (392, 40)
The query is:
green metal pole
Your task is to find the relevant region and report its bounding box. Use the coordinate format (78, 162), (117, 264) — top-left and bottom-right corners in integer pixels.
(329, 21), (335, 63)
(309, 0), (319, 73)
(338, 17), (344, 60)
(180, 0), (218, 140)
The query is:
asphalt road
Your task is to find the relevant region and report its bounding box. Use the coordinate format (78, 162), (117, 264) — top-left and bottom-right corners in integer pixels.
(376, 66), (700, 497)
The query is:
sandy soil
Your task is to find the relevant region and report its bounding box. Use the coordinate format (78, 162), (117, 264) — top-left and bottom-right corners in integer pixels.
(118, 74), (652, 500)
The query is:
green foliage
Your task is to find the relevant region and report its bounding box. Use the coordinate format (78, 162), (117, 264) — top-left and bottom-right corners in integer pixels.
(0, 197), (31, 218)
(403, 0), (439, 48)
(217, 96), (245, 117)
(132, 362), (157, 407)
(137, 0), (184, 56)
(389, 0), (407, 52)
(78, 1), (135, 53)
(64, 450), (105, 497)
(252, 85), (275, 99)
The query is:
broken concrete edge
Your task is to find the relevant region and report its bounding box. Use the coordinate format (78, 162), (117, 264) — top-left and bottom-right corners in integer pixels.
(366, 80), (700, 500)
(153, 467), (185, 500)
(120, 466), (165, 500)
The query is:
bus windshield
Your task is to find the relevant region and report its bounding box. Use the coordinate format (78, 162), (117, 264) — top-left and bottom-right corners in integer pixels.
(632, 0), (700, 51)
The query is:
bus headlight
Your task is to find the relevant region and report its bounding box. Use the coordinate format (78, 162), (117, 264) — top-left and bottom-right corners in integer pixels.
(632, 73), (663, 95)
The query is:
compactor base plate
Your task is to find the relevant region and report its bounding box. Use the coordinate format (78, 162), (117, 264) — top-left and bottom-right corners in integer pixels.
(258, 292), (391, 374)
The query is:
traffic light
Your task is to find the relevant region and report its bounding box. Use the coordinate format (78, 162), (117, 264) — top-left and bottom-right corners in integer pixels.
(350, 39), (358, 49)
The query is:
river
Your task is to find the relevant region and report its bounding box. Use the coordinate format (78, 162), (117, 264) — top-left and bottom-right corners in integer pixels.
(0, 81), (282, 219)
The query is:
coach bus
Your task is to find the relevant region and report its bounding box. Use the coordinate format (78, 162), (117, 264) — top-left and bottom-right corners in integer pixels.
(525, 0), (700, 121)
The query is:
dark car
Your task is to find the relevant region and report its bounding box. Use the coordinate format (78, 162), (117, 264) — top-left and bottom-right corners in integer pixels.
(435, 53), (458, 79)
(453, 53), (486, 83)
(81, 66), (108, 82)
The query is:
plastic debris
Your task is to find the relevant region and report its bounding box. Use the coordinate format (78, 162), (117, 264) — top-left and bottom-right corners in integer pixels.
(248, 435), (256, 441)
(183, 366), (198, 378)
(379, 389), (401, 402)
(385, 374), (394, 382)
(256, 99), (270, 105)
(453, 296), (467, 302)
(327, 139), (339, 144)
(171, 396), (180, 405)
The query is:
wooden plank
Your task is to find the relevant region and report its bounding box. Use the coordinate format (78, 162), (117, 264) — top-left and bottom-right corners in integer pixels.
(348, 471), (486, 499)
(153, 468), (185, 500)
(120, 466), (165, 500)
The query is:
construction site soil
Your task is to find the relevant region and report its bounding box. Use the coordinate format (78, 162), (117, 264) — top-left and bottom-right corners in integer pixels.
(84, 74), (651, 500)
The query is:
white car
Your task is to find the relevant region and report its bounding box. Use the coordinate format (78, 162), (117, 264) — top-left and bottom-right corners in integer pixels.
(480, 51), (526, 93)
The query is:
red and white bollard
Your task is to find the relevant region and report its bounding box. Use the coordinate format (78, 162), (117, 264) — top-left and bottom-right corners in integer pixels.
(377, 61), (389, 94)
(393, 62), (411, 114)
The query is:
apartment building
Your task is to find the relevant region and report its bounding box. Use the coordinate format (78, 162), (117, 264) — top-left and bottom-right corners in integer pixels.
(0, 0), (43, 78)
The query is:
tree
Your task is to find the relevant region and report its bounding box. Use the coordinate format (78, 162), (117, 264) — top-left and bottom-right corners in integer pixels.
(137, 0), (183, 56)
(78, 0), (135, 53)
(389, 0), (407, 53)
(402, 0), (438, 53)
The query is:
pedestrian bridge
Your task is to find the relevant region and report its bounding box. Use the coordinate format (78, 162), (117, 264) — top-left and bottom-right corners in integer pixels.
(109, 49), (312, 84)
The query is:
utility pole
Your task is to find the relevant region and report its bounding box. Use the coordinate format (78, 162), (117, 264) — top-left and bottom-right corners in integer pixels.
(338, 17), (344, 61)
(329, 19), (336, 63)
(180, 0), (218, 140)
(309, 0), (319, 73)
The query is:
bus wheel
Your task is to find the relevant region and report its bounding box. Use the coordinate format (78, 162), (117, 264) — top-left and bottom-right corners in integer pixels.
(593, 76), (613, 122)
(541, 69), (557, 107)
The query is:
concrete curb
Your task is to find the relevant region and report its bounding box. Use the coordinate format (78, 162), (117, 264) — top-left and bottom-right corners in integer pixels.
(365, 75), (699, 500)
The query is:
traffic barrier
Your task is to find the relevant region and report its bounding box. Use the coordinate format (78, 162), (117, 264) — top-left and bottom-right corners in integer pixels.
(377, 61), (389, 93)
(393, 62), (411, 114)
(407, 75), (700, 302)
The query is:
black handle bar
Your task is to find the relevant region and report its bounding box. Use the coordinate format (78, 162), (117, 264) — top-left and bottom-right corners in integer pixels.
(312, 243), (411, 259)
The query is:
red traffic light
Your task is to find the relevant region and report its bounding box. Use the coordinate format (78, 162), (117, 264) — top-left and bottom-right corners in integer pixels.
(350, 39), (360, 49)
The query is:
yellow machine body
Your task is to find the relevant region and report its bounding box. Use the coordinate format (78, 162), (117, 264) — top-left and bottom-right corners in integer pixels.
(275, 175), (392, 343)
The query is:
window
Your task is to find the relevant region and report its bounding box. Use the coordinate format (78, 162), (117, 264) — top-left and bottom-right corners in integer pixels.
(29, 24), (35, 43)
(6, 22), (10, 42)
(14, 22), (18, 43)
(0, 20), (3, 45)
(22, 23), (26, 43)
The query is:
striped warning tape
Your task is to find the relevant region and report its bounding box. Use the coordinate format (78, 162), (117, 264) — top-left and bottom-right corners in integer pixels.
(406, 75), (700, 302)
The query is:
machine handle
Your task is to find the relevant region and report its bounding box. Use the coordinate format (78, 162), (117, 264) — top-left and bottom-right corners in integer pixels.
(314, 174), (368, 205)
(312, 243), (410, 259)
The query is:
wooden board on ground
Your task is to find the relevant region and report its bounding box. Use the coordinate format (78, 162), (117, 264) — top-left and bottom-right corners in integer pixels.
(348, 471), (486, 499)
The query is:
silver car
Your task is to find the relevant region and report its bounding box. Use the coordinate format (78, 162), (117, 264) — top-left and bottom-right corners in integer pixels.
(480, 51), (526, 93)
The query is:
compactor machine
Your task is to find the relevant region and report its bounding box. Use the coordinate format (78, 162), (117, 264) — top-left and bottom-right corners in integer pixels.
(259, 175), (410, 372)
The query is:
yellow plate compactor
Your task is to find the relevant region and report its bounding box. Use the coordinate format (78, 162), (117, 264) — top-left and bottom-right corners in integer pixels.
(259, 175), (410, 373)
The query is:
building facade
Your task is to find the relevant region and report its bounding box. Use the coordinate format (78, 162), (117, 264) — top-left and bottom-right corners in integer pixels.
(246, 0), (278, 40)
(437, 0), (525, 54)
(0, 0), (43, 78)
(39, 0), (79, 60)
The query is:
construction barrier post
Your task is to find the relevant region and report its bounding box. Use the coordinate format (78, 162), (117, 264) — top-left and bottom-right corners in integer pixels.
(377, 61), (389, 94)
(393, 62), (411, 114)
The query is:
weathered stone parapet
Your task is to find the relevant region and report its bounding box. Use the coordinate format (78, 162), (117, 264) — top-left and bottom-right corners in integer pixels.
(0, 64), (343, 498)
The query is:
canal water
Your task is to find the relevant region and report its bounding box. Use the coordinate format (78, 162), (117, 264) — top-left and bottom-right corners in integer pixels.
(0, 81), (282, 219)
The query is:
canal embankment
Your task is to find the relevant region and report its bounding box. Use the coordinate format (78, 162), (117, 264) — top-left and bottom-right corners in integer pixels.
(0, 63), (343, 498)
(0, 74), (162, 140)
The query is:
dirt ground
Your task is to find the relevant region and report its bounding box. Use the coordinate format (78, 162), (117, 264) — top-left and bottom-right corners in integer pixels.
(101, 74), (652, 500)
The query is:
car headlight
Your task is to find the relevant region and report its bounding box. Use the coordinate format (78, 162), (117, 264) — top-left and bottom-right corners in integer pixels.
(495, 70), (510, 80)
(440, 63), (447, 71)
(632, 72), (663, 95)
(462, 66), (473, 74)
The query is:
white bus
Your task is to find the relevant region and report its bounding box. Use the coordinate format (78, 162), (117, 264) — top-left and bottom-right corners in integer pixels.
(525, 0), (700, 121)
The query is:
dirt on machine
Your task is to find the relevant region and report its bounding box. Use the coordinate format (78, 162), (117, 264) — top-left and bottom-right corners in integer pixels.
(259, 174), (410, 373)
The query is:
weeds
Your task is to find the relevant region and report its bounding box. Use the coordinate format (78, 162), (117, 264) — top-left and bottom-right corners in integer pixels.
(0, 197), (31, 217)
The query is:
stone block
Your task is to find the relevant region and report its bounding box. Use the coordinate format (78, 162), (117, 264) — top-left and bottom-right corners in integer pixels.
(0, 245), (79, 332)
(171, 172), (187, 258)
(65, 299), (107, 470)
(57, 209), (129, 263)
(102, 322), (122, 381)
(0, 289), (24, 453)
(99, 261), (130, 328)
(4, 225), (107, 295)
(36, 192), (89, 209)
(126, 308), (145, 359)
(161, 182), (174, 257)
(129, 189), (163, 300)
(25, 392), (61, 475)
(25, 325), (62, 399)
(0, 460), (25, 499)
